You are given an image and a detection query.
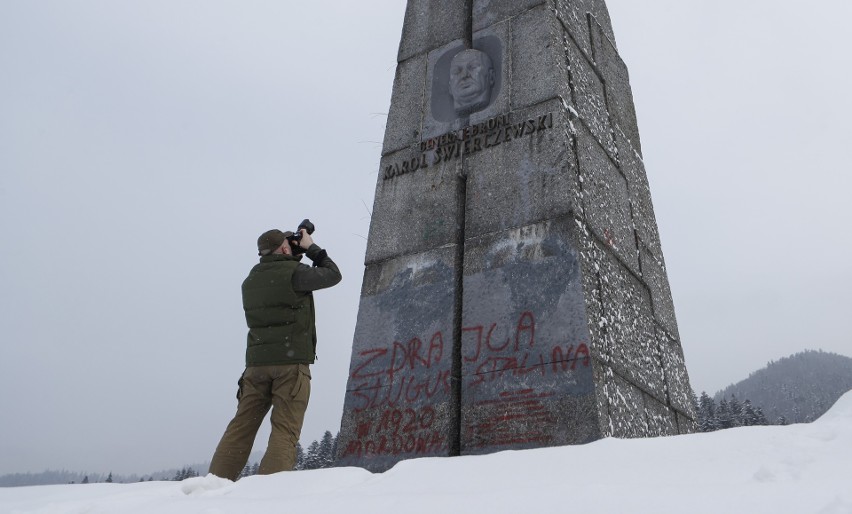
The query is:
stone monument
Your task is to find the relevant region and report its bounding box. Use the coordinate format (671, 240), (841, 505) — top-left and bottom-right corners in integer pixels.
(336, 0), (696, 472)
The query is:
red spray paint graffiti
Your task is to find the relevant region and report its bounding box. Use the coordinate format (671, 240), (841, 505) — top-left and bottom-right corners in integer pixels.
(343, 311), (592, 457)
(341, 406), (445, 459)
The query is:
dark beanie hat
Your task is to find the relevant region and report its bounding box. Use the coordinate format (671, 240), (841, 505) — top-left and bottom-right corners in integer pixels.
(257, 229), (294, 256)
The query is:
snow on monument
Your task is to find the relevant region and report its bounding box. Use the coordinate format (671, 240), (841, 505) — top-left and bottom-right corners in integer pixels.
(337, 0), (696, 472)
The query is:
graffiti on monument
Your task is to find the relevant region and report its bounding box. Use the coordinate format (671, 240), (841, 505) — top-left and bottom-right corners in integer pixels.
(340, 1), (696, 472)
(341, 310), (592, 460)
(459, 235), (600, 452)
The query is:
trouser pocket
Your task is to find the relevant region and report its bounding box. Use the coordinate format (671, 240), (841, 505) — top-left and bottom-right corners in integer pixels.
(236, 371), (246, 400)
(289, 364), (311, 401)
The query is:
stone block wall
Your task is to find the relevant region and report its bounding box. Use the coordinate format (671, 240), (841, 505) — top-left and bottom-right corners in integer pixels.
(337, 0), (696, 472)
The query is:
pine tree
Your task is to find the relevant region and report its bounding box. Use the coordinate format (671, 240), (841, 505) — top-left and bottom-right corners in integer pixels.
(304, 440), (321, 470)
(741, 399), (758, 426)
(237, 462), (260, 479)
(318, 431), (335, 469)
(293, 430), (341, 470)
(105, 472), (113, 483)
(754, 406), (769, 426)
(172, 466), (199, 481)
(690, 389), (700, 418)
(296, 442), (305, 470)
(697, 392), (718, 432)
(729, 395), (743, 427)
(82, 475), (89, 484)
(717, 398), (733, 430)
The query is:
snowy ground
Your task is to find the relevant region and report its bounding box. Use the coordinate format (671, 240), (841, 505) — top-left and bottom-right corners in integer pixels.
(3, 393), (851, 514)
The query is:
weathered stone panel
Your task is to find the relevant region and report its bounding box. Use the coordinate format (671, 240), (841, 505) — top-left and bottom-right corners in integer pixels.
(600, 367), (649, 438)
(620, 144), (661, 260)
(460, 219), (600, 453)
(576, 122), (639, 275)
(553, 0), (616, 60)
(366, 147), (462, 265)
(511, 5), (573, 110)
(397, 1), (467, 62)
(472, 0), (546, 32)
(641, 243), (679, 341)
(464, 100), (580, 238)
(644, 393), (679, 436)
(382, 55), (427, 156)
(337, 247), (458, 471)
(657, 326), (693, 414)
(590, 16), (641, 157)
(564, 34), (615, 157)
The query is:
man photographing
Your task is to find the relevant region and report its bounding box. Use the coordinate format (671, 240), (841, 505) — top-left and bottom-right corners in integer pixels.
(209, 223), (341, 480)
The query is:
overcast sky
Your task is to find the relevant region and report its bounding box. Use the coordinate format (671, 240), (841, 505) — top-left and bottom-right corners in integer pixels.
(1, 1), (850, 476)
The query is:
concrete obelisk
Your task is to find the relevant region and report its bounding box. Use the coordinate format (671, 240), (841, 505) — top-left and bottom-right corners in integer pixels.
(337, 0), (696, 472)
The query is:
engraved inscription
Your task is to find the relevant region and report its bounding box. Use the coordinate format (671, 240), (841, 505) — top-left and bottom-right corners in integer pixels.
(383, 112), (554, 181)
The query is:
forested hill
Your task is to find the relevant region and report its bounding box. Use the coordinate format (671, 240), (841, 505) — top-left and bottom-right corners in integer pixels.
(715, 350), (852, 424)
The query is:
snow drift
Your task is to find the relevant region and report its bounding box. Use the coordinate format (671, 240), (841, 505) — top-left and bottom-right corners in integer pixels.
(2, 392), (851, 514)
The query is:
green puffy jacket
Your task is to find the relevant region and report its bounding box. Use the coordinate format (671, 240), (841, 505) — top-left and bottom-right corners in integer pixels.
(241, 245), (341, 366)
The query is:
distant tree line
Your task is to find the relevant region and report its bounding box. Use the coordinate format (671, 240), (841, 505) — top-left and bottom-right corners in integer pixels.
(693, 391), (776, 432)
(172, 467), (200, 481)
(153, 430), (342, 481)
(0, 470), (147, 487)
(715, 350), (852, 424)
(237, 430), (339, 479)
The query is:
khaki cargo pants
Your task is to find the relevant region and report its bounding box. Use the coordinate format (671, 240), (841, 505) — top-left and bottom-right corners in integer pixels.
(209, 364), (311, 480)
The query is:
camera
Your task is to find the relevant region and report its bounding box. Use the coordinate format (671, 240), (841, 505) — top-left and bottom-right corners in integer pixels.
(287, 219), (315, 253)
